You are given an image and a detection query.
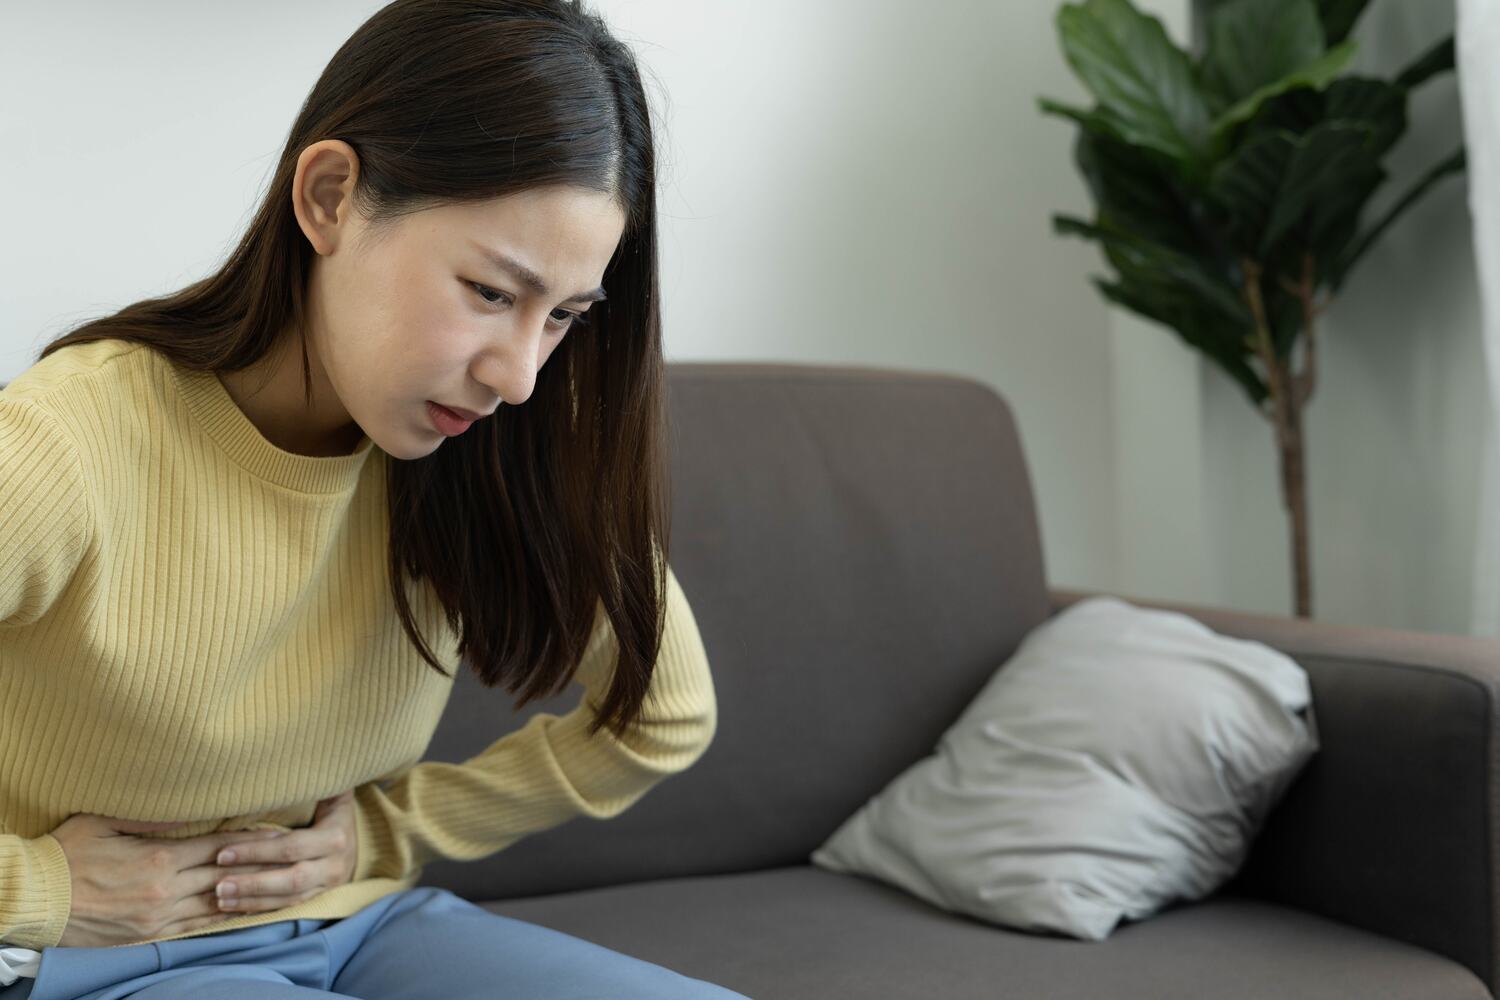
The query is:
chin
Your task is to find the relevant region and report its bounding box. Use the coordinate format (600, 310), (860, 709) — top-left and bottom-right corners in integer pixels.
(363, 411), (435, 461)
(391, 438), (444, 461)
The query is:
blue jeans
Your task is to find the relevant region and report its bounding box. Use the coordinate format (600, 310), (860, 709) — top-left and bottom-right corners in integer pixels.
(0, 886), (749, 999)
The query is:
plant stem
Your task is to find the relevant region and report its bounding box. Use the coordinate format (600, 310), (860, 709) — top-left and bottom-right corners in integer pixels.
(1240, 257), (1313, 618)
(1295, 253), (1319, 410)
(1239, 259), (1287, 451)
(1282, 371), (1312, 619)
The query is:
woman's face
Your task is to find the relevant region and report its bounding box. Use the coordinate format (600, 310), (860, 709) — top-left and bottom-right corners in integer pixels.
(271, 139), (628, 460)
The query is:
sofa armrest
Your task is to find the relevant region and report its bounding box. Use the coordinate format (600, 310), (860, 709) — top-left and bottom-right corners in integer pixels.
(1048, 587), (1500, 995)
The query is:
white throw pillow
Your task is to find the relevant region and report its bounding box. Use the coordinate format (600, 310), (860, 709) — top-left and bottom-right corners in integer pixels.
(809, 595), (1320, 940)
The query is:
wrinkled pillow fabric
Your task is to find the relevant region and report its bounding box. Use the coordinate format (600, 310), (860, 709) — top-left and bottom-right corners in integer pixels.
(809, 595), (1319, 940)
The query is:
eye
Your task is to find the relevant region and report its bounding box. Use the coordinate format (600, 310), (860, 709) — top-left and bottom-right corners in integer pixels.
(467, 281), (588, 332)
(470, 282), (506, 307)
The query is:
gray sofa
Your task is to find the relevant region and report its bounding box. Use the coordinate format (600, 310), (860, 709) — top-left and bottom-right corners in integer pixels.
(414, 362), (1500, 1000)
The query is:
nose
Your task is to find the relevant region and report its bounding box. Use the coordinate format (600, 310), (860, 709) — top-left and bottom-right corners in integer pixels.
(473, 319), (548, 406)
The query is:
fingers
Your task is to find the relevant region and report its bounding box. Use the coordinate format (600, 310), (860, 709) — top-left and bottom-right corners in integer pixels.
(220, 828), (294, 846)
(208, 831), (341, 913)
(175, 858), (327, 917)
(214, 861), (327, 913)
(161, 891), (262, 939)
(215, 831), (303, 867)
(171, 828), (287, 871)
(169, 795), (356, 915)
(179, 860), (291, 902)
(215, 820), (348, 868)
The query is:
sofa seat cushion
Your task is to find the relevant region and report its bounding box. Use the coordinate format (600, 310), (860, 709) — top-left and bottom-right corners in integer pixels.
(476, 865), (1488, 1000)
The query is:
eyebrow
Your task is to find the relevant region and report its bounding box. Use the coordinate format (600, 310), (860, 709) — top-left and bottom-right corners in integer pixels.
(470, 242), (608, 304)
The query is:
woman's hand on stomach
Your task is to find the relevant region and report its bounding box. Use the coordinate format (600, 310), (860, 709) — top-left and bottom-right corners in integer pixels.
(210, 790), (359, 916)
(49, 789), (359, 948)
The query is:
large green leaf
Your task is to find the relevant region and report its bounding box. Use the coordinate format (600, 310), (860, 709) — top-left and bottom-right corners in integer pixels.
(1317, 0), (1370, 45)
(1209, 41), (1356, 148)
(1041, 95), (1211, 199)
(1265, 281), (1305, 358)
(1038, 97), (1130, 143)
(1303, 159), (1385, 275)
(1224, 118), (1388, 284)
(1211, 122), (1378, 256)
(1058, 204), (1269, 401)
(1095, 276), (1269, 408)
(1246, 78), (1405, 158)
(1395, 36), (1455, 90)
(1331, 147), (1467, 289)
(1201, 0), (1325, 105)
(1073, 128), (1215, 256)
(1243, 84), (1326, 138)
(1324, 78), (1406, 155)
(1260, 124), (1377, 254)
(1210, 129), (1298, 252)
(1055, 0), (1212, 169)
(1053, 214), (1252, 326)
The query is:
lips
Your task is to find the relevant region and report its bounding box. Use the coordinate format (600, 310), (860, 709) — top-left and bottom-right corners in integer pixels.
(433, 402), (487, 421)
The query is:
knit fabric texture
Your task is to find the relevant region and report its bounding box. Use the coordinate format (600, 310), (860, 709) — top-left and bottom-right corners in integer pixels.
(0, 338), (716, 951)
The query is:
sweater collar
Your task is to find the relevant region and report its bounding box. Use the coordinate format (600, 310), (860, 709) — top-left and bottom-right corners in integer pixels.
(164, 356), (377, 495)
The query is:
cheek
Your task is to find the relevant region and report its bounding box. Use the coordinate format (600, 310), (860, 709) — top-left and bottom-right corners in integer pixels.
(391, 276), (469, 365)
(396, 325), (469, 391)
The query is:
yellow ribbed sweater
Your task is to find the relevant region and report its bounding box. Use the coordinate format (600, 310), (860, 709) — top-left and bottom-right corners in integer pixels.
(0, 338), (716, 953)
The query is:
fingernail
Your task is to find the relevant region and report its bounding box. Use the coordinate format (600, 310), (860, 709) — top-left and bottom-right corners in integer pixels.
(217, 881), (237, 897)
(217, 850), (236, 865)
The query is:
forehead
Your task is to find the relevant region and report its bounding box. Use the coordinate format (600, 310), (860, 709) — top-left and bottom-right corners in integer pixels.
(440, 186), (626, 239)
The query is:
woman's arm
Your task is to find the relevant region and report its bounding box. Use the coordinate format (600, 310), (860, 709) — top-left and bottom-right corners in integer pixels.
(348, 561), (718, 884)
(0, 398), (97, 948)
(0, 396), (94, 630)
(0, 833), (72, 949)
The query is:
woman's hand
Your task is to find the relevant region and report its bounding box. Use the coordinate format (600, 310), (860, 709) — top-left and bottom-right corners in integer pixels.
(52, 816), (293, 947)
(211, 789), (359, 915)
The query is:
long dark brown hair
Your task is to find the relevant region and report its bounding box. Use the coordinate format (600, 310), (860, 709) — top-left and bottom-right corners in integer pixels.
(34, 0), (670, 740)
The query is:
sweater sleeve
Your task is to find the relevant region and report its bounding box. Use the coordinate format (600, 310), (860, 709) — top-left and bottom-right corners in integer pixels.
(0, 835), (73, 949)
(348, 558), (717, 884)
(0, 396), (94, 630)
(0, 399), (92, 947)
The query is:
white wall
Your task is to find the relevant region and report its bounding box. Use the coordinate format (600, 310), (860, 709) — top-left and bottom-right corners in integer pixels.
(1, 1), (1124, 599)
(1105, 0), (1221, 609)
(0, 2), (385, 368)
(603, 0), (1125, 594)
(10, 2), (1476, 634)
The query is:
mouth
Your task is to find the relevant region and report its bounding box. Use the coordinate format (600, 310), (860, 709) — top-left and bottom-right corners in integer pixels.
(432, 402), (487, 421)
(427, 401), (476, 436)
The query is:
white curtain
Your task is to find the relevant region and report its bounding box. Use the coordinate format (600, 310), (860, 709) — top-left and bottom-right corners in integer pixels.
(1459, 0), (1500, 636)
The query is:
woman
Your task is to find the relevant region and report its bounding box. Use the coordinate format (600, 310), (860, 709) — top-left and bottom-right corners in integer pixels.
(0, 0), (740, 996)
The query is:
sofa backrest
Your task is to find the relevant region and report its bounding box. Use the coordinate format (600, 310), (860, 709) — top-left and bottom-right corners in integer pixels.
(417, 362), (1054, 901)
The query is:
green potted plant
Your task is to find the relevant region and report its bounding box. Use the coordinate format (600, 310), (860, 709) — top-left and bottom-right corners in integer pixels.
(1040, 0), (1465, 617)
